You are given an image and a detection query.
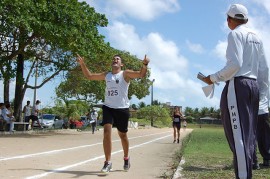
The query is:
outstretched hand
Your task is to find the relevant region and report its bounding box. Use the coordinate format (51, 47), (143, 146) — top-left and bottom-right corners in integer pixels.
(143, 54), (150, 65)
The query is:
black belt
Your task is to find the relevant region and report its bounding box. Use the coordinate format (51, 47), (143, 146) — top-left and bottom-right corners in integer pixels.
(235, 76), (256, 80)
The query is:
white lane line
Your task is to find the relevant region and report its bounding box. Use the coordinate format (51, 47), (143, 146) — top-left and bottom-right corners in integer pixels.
(0, 142), (102, 161)
(25, 134), (171, 179)
(0, 131), (170, 161)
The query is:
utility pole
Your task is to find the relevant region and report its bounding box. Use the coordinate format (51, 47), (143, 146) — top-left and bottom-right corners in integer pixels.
(33, 60), (38, 105)
(151, 79), (155, 126)
(151, 79), (155, 105)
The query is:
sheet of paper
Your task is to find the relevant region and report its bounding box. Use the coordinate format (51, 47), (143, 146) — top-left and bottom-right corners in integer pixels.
(202, 84), (214, 98)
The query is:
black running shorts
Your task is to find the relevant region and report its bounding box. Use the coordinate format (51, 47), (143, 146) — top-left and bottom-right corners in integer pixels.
(102, 105), (130, 133)
(173, 122), (181, 130)
(29, 115), (38, 121)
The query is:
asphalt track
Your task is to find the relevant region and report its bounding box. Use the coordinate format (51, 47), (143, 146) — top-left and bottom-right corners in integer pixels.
(0, 128), (192, 179)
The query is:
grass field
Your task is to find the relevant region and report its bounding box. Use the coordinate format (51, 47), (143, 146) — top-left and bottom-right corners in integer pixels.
(177, 125), (270, 179)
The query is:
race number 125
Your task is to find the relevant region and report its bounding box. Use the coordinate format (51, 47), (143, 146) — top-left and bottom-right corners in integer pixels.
(108, 90), (118, 96)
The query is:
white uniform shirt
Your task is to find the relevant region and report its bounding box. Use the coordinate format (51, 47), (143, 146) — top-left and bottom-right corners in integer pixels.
(258, 61), (269, 115)
(210, 25), (264, 82)
(31, 104), (39, 116)
(210, 24), (269, 114)
(104, 71), (130, 108)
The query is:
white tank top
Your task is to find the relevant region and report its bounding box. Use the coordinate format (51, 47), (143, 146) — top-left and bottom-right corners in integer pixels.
(104, 71), (130, 108)
(25, 105), (31, 116)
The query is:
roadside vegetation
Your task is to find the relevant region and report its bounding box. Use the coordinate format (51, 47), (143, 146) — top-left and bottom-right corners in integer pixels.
(172, 124), (270, 179)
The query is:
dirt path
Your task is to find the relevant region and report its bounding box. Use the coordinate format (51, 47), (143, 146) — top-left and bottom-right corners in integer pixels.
(0, 128), (192, 179)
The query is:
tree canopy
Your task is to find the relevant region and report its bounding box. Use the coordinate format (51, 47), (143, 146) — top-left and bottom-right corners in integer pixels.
(0, 0), (152, 120)
(0, 0), (108, 119)
(137, 105), (171, 127)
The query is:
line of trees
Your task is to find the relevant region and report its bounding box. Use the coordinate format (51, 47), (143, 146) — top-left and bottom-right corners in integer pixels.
(0, 0), (151, 121)
(37, 97), (221, 127)
(130, 101), (221, 126)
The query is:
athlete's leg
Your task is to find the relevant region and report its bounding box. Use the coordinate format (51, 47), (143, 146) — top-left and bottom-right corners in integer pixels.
(103, 123), (112, 161)
(173, 125), (176, 140)
(118, 130), (129, 158)
(177, 123), (181, 143)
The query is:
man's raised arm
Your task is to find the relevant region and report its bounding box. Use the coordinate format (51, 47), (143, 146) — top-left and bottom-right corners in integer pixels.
(124, 55), (150, 80)
(77, 54), (106, 81)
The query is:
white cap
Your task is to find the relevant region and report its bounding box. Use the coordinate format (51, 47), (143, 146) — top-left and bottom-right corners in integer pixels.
(227, 4), (248, 20)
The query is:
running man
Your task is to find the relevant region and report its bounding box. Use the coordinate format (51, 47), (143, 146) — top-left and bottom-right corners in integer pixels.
(90, 109), (98, 134)
(203, 4), (268, 179)
(77, 54), (150, 173)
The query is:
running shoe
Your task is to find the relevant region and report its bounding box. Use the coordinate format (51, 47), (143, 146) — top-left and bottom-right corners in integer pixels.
(263, 159), (270, 167)
(177, 139), (179, 143)
(123, 157), (130, 171)
(252, 163), (260, 170)
(101, 161), (112, 173)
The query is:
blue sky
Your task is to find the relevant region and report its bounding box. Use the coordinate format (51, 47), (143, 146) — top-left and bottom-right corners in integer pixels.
(1, 0), (270, 110)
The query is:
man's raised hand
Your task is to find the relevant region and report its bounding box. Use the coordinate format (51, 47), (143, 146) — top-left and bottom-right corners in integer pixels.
(143, 54), (150, 65)
(76, 54), (84, 65)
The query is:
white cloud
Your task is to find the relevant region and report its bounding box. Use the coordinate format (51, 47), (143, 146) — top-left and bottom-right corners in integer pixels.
(93, 0), (180, 21)
(152, 68), (185, 89)
(213, 40), (227, 61)
(107, 21), (188, 70)
(247, 16), (270, 67)
(107, 21), (189, 88)
(251, 0), (270, 14)
(186, 40), (205, 54)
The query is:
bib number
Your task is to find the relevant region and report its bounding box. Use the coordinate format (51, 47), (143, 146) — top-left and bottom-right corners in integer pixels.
(108, 90), (119, 96)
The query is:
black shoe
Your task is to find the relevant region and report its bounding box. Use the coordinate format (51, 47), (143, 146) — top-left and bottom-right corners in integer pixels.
(253, 163), (260, 170)
(123, 157), (130, 171)
(263, 159), (270, 167)
(173, 140), (176, 143)
(101, 161), (112, 173)
(177, 139), (179, 143)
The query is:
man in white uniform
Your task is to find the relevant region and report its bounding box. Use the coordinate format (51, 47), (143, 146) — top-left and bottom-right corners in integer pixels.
(77, 54), (149, 174)
(203, 4), (268, 179)
(23, 101), (31, 130)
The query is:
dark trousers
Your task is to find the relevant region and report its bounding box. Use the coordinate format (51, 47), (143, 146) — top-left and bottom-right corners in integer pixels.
(257, 113), (270, 160)
(24, 116), (30, 130)
(91, 122), (96, 133)
(220, 77), (259, 179)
